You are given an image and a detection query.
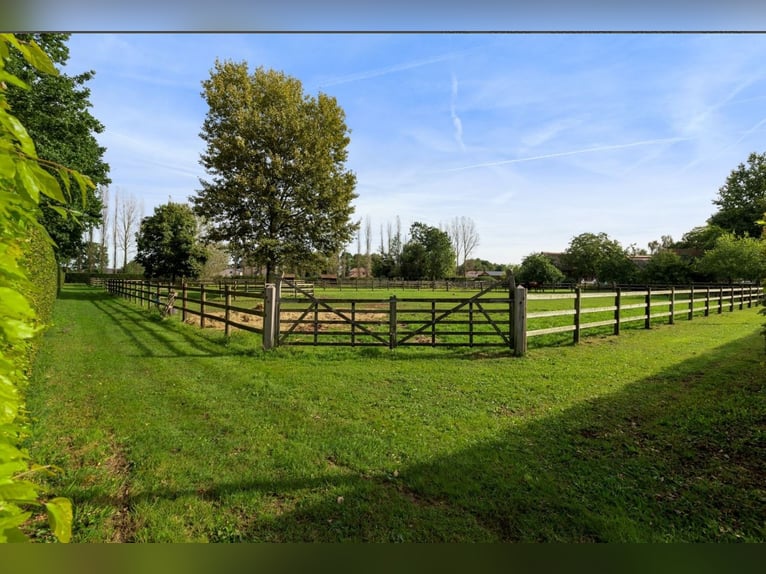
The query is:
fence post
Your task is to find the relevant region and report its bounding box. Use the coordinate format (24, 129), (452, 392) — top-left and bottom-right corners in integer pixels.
(513, 285), (527, 356)
(389, 296), (397, 350)
(200, 283), (206, 328)
(718, 286), (723, 314)
(181, 282), (187, 323)
(614, 287), (622, 336)
(573, 287), (582, 344)
(645, 287), (652, 329)
(263, 283), (276, 350)
(704, 287), (710, 317)
(689, 286), (695, 320)
(224, 284), (231, 337)
(669, 286), (675, 325)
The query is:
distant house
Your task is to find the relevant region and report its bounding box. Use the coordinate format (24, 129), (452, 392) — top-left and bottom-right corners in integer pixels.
(464, 270), (483, 280)
(348, 267), (368, 279)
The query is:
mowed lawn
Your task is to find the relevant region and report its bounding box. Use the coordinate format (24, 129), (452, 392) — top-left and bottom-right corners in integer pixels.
(25, 285), (765, 542)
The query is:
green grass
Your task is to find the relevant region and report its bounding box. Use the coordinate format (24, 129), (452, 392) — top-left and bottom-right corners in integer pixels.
(24, 285), (766, 542)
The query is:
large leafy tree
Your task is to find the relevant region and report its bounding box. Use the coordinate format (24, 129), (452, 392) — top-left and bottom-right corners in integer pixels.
(695, 233), (766, 284)
(708, 152), (766, 238)
(561, 232), (635, 283)
(675, 224), (727, 252)
(517, 252), (565, 285)
(193, 61), (358, 282)
(135, 202), (208, 283)
(400, 222), (455, 280)
(5, 33), (110, 263)
(643, 250), (692, 285)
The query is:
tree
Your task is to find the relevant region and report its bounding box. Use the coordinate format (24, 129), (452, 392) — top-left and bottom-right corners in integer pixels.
(193, 61), (358, 283)
(399, 222), (455, 280)
(517, 253), (565, 285)
(135, 202), (208, 282)
(709, 152), (766, 238)
(643, 250), (691, 285)
(561, 232), (633, 283)
(5, 33), (110, 262)
(446, 216), (480, 275)
(117, 192), (141, 271)
(675, 224), (727, 252)
(696, 233), (766, 284)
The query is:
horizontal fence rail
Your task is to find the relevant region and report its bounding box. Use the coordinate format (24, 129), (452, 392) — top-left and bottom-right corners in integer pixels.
(103, 280), (764, 355)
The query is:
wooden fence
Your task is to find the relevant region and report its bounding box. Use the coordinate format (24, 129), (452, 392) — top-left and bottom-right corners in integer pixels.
(104, 280), (764, 355)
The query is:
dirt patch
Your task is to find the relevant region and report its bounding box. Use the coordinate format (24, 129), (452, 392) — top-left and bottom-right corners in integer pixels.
(105, 437), (137, 543)
(186, 309), (388, 334)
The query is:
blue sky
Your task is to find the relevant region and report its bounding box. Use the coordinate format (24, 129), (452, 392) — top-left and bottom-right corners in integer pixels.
(63, 33), (766, 266)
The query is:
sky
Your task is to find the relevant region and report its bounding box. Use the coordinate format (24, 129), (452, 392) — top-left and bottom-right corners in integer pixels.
(61, 33), (766, 266)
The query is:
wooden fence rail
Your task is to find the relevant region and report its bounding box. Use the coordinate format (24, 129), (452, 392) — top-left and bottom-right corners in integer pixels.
(104, 280), (764, 355)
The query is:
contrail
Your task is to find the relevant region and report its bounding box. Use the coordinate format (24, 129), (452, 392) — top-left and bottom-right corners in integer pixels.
(442, 137), (690, 173)
(450, 72), (465, 151)
(318, 53), (454, 88)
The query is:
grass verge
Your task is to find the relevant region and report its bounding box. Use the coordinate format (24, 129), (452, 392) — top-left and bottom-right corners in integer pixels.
(25, 285), (765, 542)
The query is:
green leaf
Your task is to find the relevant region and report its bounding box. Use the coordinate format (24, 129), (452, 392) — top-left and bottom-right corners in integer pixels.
(32, 163), (66, 204)
(47, 205), (68, 218)
(0, 512), (32, 543)
(70, 170), (94, 206)
(45, 497), (73, 543)
(23, 39), (59, 76)
(0, 70), (29, 91)
(2, 35), (58, 77)
(0, 479), (38, 503)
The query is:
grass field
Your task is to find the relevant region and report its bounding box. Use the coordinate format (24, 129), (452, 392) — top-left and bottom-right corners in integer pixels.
(24, 285), (765, 542)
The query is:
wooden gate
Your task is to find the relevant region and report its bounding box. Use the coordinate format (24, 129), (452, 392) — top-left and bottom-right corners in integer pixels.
(278, 280), (515, 349)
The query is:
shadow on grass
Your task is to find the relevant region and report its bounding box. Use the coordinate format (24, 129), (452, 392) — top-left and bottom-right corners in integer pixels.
(58, 285), (113, 301)
(70, 288), (239, 358)
(68, 327), (764, 542)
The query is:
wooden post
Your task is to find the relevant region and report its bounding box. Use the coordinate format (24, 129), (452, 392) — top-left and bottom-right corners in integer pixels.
(669, 286), (675, 325)
(313, 302), (319, 345)
(614, 287), (622, 336)
(263, 283), (276, 350)
(389, 296), (397, 349)
(181, 282), (187, 323)
(351, 301), (356, 347)
(645, 287), (652, 329)
(573, 287), (582, 344)
(705, 287), (710, 317)
(513, 285), (527, 356)
(200, 283), (206, 328)
(224, 284), (231, 337)
(688, 286), (694, 320)
(432, 300), (437, 347)
(718, 286), (723, 314)
(469, 300), (474, 347)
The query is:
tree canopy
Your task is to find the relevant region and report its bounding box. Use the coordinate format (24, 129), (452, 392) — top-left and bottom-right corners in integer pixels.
(560, 232), (635, 284)
(193, 61), (358, 282)
(517, 252), (565, 285)
(708, 151), (766, 238)
(695, 233), (765, 284)
(5, 33), (110, 262)
(399, 222), (455, 280)
(135, 202), (208, 283)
